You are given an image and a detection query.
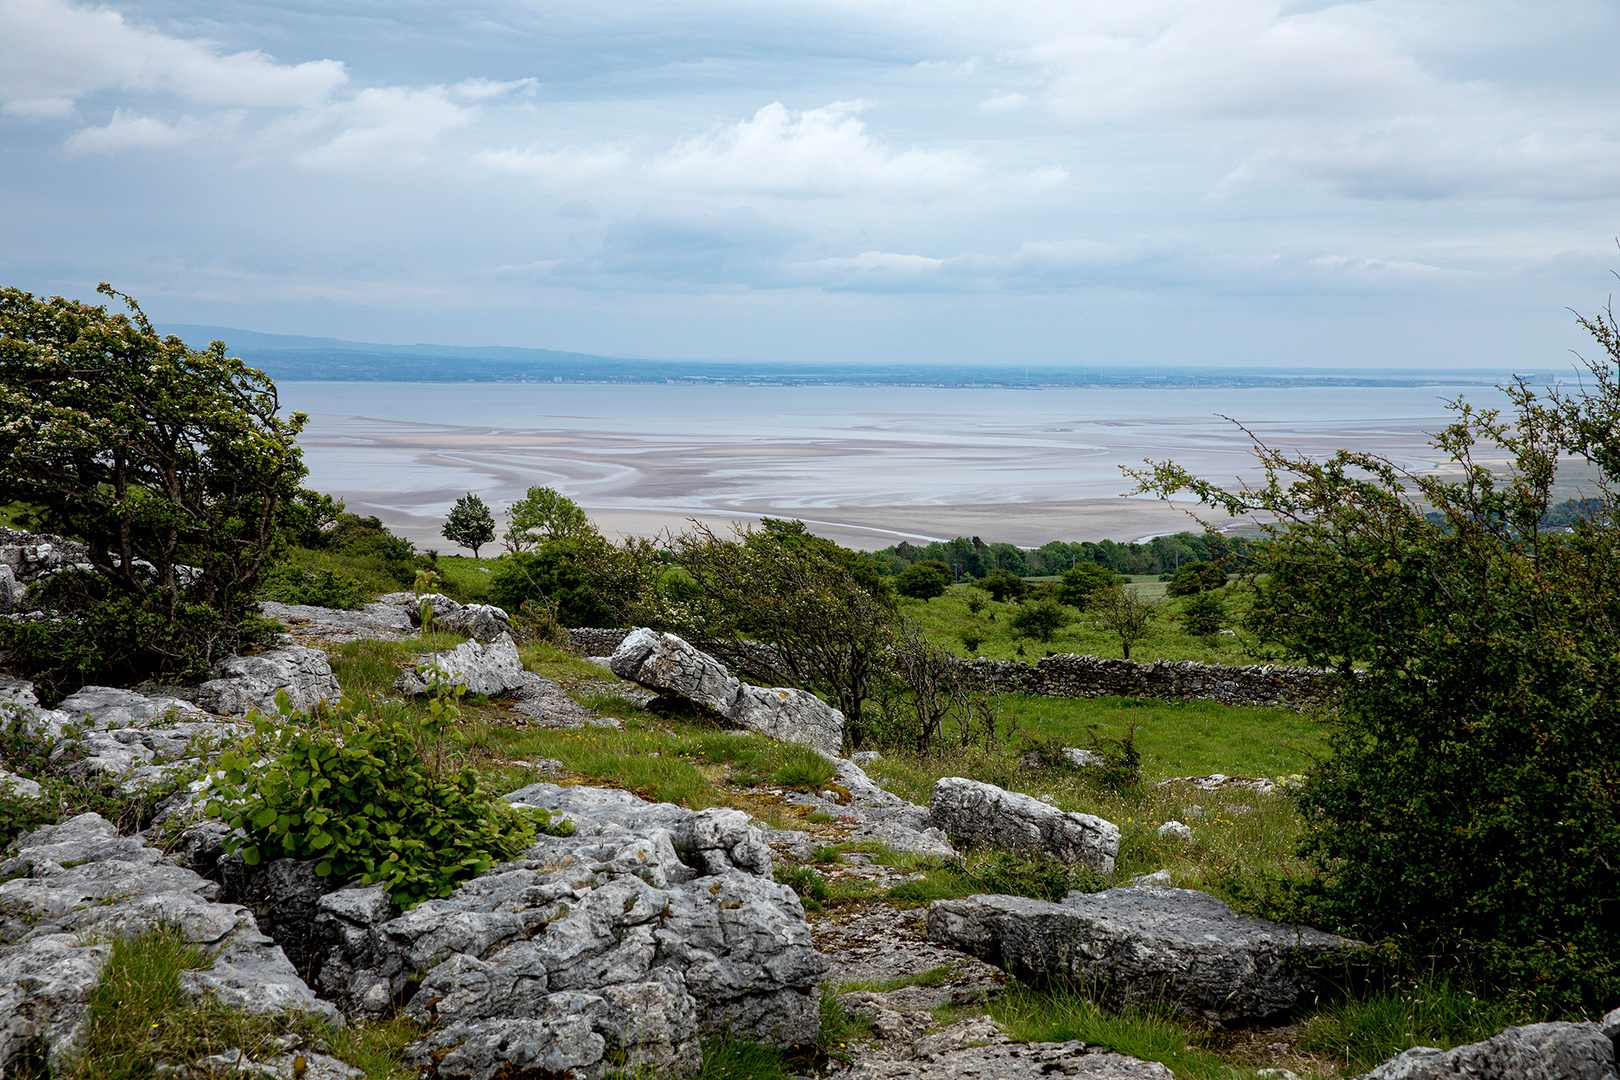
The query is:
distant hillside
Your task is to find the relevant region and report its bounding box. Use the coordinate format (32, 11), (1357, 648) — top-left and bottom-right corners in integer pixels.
(158, 324), (1534, 389)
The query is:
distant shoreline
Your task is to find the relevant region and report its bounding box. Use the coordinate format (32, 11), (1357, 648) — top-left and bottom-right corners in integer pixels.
(159, 322), (1548, 390)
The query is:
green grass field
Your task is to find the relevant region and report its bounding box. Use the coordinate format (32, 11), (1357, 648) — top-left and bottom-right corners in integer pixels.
(902, 582), (1280, 665)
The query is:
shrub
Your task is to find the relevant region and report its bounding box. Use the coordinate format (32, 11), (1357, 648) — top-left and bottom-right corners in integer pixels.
(488, 536), (626, 627)
(1176, 591), (1227, 636)
(1010, 598), (1070, 642)
(502, 485), (593, 553)
(895, 561), (951, 601)
(1090, 585), (1159, 660)
(979, 568), (1028, 603)
(1129, 297), (1620, 1010)
(259, 562), (366, 609)
(1056, 562), (1118, 608)
(1166, 561), (1228, 596)
(208, 692), (570, 908)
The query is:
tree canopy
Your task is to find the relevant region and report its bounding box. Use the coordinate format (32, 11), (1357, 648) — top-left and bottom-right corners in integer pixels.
(442, 493), (495, 556)
(1129, 300), (1620, 1010)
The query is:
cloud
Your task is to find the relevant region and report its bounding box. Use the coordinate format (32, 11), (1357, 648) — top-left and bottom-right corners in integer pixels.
(472, 145), (631, 186)
(584, 202), (800, 283)
(0, 0), (346, 115)
(979, 91), (1030, 113)
(1013, 0), (1620, 201)
(297, 80), (532, 170)
(65, 108), (213, 154)
(652, 100), (985, 198)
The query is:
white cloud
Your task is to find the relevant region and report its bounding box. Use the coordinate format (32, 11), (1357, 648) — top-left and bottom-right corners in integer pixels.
(472, 145), (631, 186)
(65, 109), (207, 154)
(1010, 0), (1620, 201)
(0, 0), (346, 113)
(297, 80), (529, 170)
(652, 100), (985, 198)
(979, 91), (1030, 113)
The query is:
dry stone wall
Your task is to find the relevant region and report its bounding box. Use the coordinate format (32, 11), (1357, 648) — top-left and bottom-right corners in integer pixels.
(568, 628), (1339, 708)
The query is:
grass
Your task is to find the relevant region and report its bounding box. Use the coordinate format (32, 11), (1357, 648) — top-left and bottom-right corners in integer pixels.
(904, 583), (1282, 665)
(991, 981), (1256, 1080)
(1001, 694), (1322, 781)
(54, 927), (420, 1080)
(885, 848), (1104, 907)
(1293, 980), (1540, 1075)
(425, 554), (501, 604)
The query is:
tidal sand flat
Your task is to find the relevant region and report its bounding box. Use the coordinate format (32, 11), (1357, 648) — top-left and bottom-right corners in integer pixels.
(279, 381), (1503, 550)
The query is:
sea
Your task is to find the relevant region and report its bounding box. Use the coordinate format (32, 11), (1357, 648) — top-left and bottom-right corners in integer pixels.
(274, 381), (1510, 548)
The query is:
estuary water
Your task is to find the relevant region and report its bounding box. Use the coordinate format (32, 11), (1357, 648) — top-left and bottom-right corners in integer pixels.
(277, 381), (1506, 549)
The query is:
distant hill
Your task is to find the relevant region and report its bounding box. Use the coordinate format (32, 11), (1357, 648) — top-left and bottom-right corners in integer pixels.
(157, 324), (1537, 389)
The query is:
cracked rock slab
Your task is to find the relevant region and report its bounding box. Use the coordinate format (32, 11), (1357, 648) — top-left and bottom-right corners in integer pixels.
(1353, 1021), (1619, 1080)
(929, 777), (1119, 875)
(927, 886), (1360, 1026)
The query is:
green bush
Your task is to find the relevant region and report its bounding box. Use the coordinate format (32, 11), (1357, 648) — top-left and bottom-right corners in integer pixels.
(978, 568), (1028, 603)
(1175, 592), (1227, 636)
(1, 576), (275, 703)
(1010, 598), (1071, 642)
(259, 561), (366, 609)
(1131, 298), (1620, 1010)
(1165, 561), (1228, 596)
(208, 692), (570, 908)
(895, 561), (952, 601)
(1055, 562), (1118, 608)
(489, 536), (630, 627)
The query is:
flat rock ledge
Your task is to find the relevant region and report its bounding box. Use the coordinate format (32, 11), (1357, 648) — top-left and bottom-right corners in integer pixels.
(929, 776), (1120, 875)
(1354, 1014), (1620, 1080)
(609, 627), (844, 755)
(927, 886), (1360, 1026)
(394, 633), (528, 697)
(0, 814), (337, 1075)
(306, 781), (826, 1080)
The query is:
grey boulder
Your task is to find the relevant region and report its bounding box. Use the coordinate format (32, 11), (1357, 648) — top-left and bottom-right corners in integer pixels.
(927, 885), (1360, 1026)
(609, 628), (844, 753)
(408, 593), (515, 643)
(191, 644), (342, 716)
(313, 781), (823, 1079)
(929, 776), (1119, 875)
(395, 633), (527, 697)
(0, 814), (337, 1074)
(1354, 1020), (1618, 1080)
(0, 767), (42, 801)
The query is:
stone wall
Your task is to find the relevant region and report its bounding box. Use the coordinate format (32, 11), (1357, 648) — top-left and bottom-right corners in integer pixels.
(568, 628), (1339, 708)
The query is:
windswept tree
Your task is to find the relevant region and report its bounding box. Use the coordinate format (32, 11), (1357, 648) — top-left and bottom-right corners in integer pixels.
(0, 284), (308, 693)
(442, 493), (495, 557)
(1090, 585), (1159, 660)
(503, 485), (594, 553)
(662, 519), (898, 747)
(1127, 297), (1620, 1010)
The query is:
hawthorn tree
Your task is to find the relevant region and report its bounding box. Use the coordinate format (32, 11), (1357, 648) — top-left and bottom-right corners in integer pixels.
(442, 493), (495, 556)
(503, 485), (593, 553)
(1090, 585), (1158, 659)
(1128, 300), (1620, 1009)
(0, 285), (309, 692)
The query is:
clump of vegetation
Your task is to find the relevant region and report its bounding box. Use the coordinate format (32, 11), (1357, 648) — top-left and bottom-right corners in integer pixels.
(1131, 300), (1620, 1010)
(208, 691), (570, 908)
(258, 561), (366, 609)
(1010, 598), (1071, 642)
(0, 285), (308, 698)
(888, 848), (1102, 906)
(895, 559), (952, 601)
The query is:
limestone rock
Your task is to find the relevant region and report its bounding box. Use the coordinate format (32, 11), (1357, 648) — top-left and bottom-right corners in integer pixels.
(731, 683), (844, 756)
(262, 600), (415, 644)
(0, 814), (336, 1073)
(926, 885), (1360, 1026)
(406, 593), (515, 643)
(1157, 821), (1193, 842)
(56, 684), (205, 730)
(1352, 1021), (1619, 1080)
(191, 645), (341, 716)
(506, 671), (613, 729)
(0, 563), (18, 614)
(0, 767), (42, 801)
(841, 1013), (1176, 1080)
(0, 673), (39, 712)
(314, 782), (824, 1079)
(609, 628), (845, 753)
(394, 633), (527, 697)
(929, 777), (1119, 875)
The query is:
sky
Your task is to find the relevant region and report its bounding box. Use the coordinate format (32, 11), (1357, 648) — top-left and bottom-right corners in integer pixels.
(2, 0), (1618, 369)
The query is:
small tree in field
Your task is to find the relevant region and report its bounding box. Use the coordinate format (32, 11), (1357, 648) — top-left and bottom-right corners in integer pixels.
(895, 560), (951, 601)
(1091, 585), (1158, 660)
(1011, 598), (1070, 642)
(442, 493), (495, 556)
(503, 485), (593, 553)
